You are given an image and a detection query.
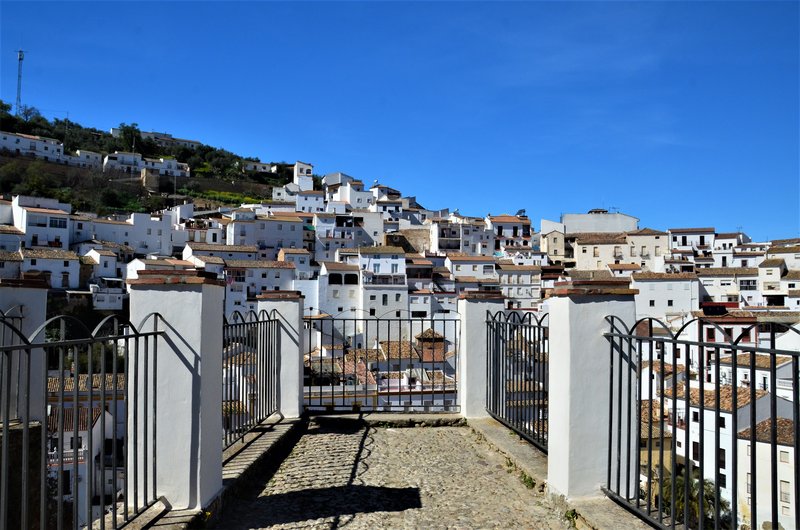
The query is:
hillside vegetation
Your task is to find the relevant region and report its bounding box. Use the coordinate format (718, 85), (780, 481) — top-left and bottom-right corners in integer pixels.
(0, 99), (299, 210)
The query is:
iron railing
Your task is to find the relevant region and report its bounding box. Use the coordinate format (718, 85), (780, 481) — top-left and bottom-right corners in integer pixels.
(303, 314), (459, 412)
(485, 311), (549, 453)
(0, 311), (164, 530)
(604, 316), (799, 530)
(222, 310), (279, 449)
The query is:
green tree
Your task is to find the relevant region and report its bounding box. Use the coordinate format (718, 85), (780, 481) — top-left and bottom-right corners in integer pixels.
(18, 104), (42, 121)
(0, 160), (25, 192)
(661, 468), (731, 529)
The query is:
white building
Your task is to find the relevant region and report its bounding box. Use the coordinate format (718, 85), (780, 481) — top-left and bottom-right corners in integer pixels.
(560, 209), (639, 234)
(223, 260), (296, 316)
(12, 195), (72, 249)
(631, 272), (700, 323)
(20, 248), (80, 288)
(696, 268), (760, 307)
(736, 418), (796, 530)
(0, 131), (64, 162)
(294, 161), (314, 192)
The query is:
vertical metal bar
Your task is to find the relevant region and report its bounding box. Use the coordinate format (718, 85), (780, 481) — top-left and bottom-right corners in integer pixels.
(152, 317), (158, 504)
(615, 333), (623, 493)
(682, 336), (691, 530)
(713, 345), (721, 530)
(21, 341), (31, 530)
(624, 332), (633, 501)
(639, 336), (647, 513)
(697, 324), (705, 530)
(0, 349), (11, 529)
(794, 355), (800, 530)
(41, 344), (49, 530)
(606, 319), (614, 491)
(111, 334), (119, 528)
(769, 326), (778, 530)
(72, 345), (79, 530)
(86, 342), (94, 529)
(749, 344), (757, 530)
(142, 331), (149, 512)
(730, 341), (738, 529)
(99, 339), (107, 530)
(57, 343), (64, 530)
(132, 335), (139, 515)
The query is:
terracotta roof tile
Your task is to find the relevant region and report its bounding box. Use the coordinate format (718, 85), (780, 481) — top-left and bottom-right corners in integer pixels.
(738, 417), (795, 446)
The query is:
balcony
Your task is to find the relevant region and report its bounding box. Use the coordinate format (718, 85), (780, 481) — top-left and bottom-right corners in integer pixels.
(2, 282), (796, 530)
(363, 273), (405, 285)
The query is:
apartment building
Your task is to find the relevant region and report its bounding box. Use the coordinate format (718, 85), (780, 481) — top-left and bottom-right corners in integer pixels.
(486, 214), (532, 256)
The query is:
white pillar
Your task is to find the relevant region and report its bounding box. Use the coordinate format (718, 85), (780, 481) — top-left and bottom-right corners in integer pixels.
(457, 292), (506, 419)
(547, 285), (637, 499)
(127, 271), (224, 511)
(257, 292), (304, 419)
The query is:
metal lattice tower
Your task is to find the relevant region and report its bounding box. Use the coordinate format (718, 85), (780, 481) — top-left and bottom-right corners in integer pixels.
(15, 50), (24, 115)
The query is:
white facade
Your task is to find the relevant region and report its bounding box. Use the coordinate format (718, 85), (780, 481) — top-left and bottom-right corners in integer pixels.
(736, 420), (796, 530)
(561, 209), (639, 233)
(20, 248), (80, 288)
(12, 195), (72, 249)
(631, 273), (700, 322)
(294, 161), (314, 191)
(0, 131), (63, 162)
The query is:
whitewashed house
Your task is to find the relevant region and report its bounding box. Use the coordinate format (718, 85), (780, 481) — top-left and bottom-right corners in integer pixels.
(20, 248), (80, 288)
(0, 131), (63, 162)
(736, 418), (796, 530)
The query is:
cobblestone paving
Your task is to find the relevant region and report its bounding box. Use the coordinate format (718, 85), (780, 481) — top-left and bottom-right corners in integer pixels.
(221, 418), (569, 529)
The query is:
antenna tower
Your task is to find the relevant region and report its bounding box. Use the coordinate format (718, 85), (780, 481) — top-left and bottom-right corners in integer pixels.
(15, 50), (25, 115)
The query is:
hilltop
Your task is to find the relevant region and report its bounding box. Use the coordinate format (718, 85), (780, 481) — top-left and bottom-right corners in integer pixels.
(0, 99), (313, 209)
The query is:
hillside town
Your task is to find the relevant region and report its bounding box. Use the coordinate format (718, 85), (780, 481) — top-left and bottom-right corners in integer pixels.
(1, 131), (798, 530)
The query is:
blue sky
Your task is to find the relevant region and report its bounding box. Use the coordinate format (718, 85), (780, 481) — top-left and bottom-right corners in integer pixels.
(1, 1), (798, 241)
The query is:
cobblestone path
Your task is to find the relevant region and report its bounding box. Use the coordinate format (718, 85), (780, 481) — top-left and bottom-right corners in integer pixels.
(220, 418), (569, 529)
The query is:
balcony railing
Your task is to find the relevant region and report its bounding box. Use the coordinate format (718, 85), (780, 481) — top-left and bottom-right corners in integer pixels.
(604, 317), (800, 530)
(222, 310), (279, 449)
(486, 311), (549, 453)
(303, 315), (460, 412)
(0, 314), (164, 530)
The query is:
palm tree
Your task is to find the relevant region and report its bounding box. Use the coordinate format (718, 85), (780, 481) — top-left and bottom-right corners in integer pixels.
(660, 468), (731, 529)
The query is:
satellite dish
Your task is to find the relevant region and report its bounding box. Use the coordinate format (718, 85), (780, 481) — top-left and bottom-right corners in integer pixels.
(515, 209), (526, 217)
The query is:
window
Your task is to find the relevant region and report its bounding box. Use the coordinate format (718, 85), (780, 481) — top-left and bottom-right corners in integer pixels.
(369, 295), (376, 301)
(692, 442), (699, 460)
(780, 480), (790, 503)
(395, 294), (401, 302)
(332, 290), (340, 298)
(649, 300), (655, 307)
(382, 294), (388, 306)
(718, 448), (726, 469)
(369, 308), (376, 316)
(30, 259), (36, 266)
(373, 264), (380, 273)
(49, 217), (67, 229)
(719, 473), (726, 489)
(780, 450), (790, 463)
(718, 416), (726, 429)
(63, 261), (69, 267)
(667, 300), (673, 307)
(692, 411), (699, 423)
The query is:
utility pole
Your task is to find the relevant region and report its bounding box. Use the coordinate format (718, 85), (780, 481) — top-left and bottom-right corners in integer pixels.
(15, 50), (25, 115)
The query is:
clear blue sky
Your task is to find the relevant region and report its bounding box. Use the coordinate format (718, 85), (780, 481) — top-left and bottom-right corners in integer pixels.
(1, 1), (798, 241)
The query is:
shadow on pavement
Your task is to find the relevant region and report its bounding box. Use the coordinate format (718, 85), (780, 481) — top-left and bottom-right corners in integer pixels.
(236, 484), (421, 527)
